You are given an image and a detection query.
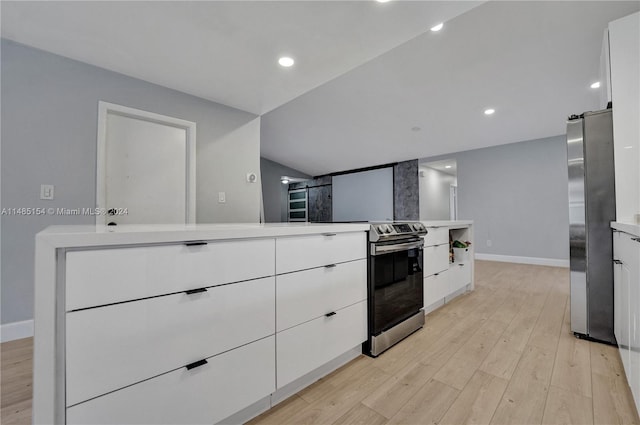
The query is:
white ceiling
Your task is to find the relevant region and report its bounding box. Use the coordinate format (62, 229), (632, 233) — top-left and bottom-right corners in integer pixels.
(3, 1), (638, 177)
(261, 1), (640, 175)
(0, 0), (482, 115)
(421, 160), (457, 176)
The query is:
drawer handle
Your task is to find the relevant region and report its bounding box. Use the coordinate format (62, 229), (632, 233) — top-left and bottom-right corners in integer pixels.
(185, 359), (208, 370)
(322, 233), (337, 237)
(185, 288), (208, 295)
(632, 237), (640, 243)
(458, 263), (464, 267)
(185, 241), (208, 247)
(614, 259), (623, 265)
(325, 264), (337, 268)
(325, 311), (337, 317)
(434, 273), (439, 276)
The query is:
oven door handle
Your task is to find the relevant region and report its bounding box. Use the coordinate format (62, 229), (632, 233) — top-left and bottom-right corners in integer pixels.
(371, 241), (424, 256)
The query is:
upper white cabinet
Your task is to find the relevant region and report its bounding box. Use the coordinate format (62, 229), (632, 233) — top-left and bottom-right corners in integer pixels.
(608, 12), (640, 224)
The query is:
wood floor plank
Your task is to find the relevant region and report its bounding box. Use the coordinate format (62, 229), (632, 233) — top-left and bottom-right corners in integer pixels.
(433, 319), (508, 390)
(332, 403), (388, 425)
(490, 345), (555, 425)
(591, 341), (626, 379)
(592, 372), (640, 425)
(541, 385), (593, 425)
(550, 331), (592, 398)
(361, 362), (439, 419)
(527, 292), (567, 352)
(386, 378), (459, 425)
(246, 395), (310, 425)
(439, 370), (508, 425)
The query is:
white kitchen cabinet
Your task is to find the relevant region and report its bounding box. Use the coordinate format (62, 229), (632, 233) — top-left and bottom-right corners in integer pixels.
(608, 12), (640, 224)
(423, 244), (449, 277)
(66, 238), (275, 310)
(66, 277), (275, 406)
(66, 336), (276, 425)
(613, 226), (640, 414)
(33, 224), (370, 425)
(424, 271), (449, 308)
(275, 232), (366, 274)
(276, 301), (367, 388)
(276, 259), (366, 332)
(422, 222), (474, 314)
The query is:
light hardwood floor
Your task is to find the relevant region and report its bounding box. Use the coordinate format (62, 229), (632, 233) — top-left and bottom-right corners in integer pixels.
(2, 261), (638, 425)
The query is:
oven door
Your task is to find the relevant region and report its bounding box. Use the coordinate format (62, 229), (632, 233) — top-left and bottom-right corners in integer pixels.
(369, 238), (424, 336)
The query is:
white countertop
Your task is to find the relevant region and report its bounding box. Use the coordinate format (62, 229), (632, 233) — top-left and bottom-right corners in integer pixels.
(421, 220), (473, 229)
(36, 222), (371, 248)
(612, 221), (640, 237)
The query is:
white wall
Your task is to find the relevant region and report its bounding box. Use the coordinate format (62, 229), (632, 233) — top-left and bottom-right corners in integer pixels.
(419, 167), (456, 221)
(1, 39), (261, 326)
(421, 135), (569, 263)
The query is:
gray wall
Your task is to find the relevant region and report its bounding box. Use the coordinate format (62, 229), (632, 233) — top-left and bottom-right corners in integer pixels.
(333, 167), (394, 222)
(421, 135), (569, 260)
(260, 157), (310, 222)
(1, 39), (262, 324)
(419, 167), (457, 220)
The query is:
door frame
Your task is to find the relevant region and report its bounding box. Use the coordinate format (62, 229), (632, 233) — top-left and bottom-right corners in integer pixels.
(96, 101), (197, 225)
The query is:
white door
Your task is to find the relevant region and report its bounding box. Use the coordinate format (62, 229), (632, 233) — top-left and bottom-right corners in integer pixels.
(97, 102), (196, 225)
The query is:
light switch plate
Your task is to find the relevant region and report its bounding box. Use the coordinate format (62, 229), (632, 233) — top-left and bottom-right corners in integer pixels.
(218, 192), (226, 203)
(40, 184), (54, 200)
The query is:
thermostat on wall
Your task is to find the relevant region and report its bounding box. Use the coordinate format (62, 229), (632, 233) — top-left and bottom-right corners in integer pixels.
(246, 173), (258, 183)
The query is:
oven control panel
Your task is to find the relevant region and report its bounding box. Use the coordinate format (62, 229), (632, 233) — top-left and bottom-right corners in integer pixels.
(369, 222), (427, 242)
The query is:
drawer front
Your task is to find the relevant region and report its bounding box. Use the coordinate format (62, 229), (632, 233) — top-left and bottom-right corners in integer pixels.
(277, 259), (366, 332)
(276, 300), (367, 388)
(66, 336), (275, 425)
(66, 238), (275, 310)
(423, 244), (450, 277)
(423, 227), (449, 247)
(66, 277), (275, 406)
(449, 262), (471, 294)
(424, 271), (450, 307)
(276, 232), (366, 274)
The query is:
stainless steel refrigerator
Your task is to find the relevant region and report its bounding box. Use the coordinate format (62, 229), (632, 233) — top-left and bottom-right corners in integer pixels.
(567, 108), (616, 344)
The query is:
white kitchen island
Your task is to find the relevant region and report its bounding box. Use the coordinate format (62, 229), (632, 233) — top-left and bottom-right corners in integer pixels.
(33, 223), (370, 425)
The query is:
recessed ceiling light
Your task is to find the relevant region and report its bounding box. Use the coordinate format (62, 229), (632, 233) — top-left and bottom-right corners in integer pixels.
(376, 0), (391, 3)
(484, 108), (495, 115)
(430, 23), (444, 32)
(278, 57), (294, 67)
(445, 165), (452, 169)
(624, 145), (633, 149)
(590, 81), (601, 89)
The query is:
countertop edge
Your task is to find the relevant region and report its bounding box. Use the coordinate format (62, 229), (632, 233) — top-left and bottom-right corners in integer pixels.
(36, 223), (371, 248)
(611, 221), (640, 237)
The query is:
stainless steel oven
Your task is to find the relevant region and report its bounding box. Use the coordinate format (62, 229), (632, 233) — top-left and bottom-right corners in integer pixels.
(366, 222), (427, 357)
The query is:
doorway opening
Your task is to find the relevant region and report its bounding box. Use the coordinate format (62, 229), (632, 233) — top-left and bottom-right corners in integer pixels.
(418, 159), (458, 221)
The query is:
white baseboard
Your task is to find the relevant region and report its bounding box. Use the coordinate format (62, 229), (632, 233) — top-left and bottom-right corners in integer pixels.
(1, 319), (34, 342)
(475, 253), (569, 268)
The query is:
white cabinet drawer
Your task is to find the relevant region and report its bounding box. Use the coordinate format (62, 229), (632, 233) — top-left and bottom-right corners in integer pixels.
(276, 232), (366, 274)
(449, 262), (471, 294)
(423, 244), (449, 277)
(276, 300), (367, 388)
(66, 277), (275, 406)
(66, 238), (275, 310)
(424, 270), (449, 307)
(423, 227), (449, 247)
(277, 259), (366, 332)
(66, 336), (275, 425)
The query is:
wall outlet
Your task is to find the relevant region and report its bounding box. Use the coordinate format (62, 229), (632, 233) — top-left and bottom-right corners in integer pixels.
(246, 173), (257, 183)
(218, 192), (226, 203)
(486, 239), (492, 247)
(40, 184), (54, 200)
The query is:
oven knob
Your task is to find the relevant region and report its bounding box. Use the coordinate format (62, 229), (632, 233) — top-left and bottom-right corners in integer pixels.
(383, 224), (391, 233)
(377, 225), (386, 234)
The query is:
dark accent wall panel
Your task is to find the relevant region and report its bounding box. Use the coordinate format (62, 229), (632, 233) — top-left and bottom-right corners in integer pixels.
(394, 160), (419, 220)
(308, 185), (332, 222)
